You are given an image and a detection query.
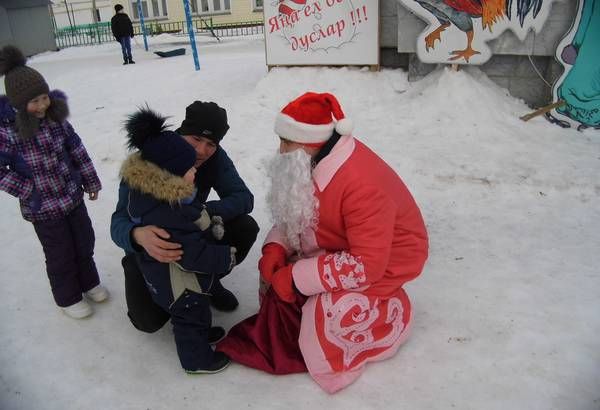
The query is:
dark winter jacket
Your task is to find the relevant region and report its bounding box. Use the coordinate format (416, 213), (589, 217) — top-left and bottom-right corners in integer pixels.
(111, 145), (254, 253)
(120, 153), (233, 287)
(111, 12), (134, 40)
(0, 90), (102, 222)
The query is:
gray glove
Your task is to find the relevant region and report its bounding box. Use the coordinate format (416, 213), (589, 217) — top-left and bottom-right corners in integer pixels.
(211, 215), (225, 240)
(228, 247), (237, 272)
(192, 207), (211, 231)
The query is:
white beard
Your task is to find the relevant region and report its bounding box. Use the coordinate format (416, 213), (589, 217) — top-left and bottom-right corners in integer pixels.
(267, 149), (319, 254)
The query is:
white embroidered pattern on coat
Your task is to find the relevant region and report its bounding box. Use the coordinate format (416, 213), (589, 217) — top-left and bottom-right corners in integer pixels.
(322, 293), (405, 367)
(322, 252), (366, 290)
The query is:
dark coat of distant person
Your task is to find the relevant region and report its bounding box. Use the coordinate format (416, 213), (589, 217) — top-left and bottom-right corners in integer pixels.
(111, 12), (134, 41)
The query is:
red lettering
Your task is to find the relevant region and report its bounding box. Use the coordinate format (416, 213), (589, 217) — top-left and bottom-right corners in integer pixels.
(336, 19), (345, 37)
(291, 10), (300, 24)
(268, 16), (280, 33)
(309, 31), (319, 43)
(299, 34), (309, 51)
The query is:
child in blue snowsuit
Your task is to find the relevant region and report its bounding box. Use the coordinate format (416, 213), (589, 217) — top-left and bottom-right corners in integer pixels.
(120, 107), (235, 373)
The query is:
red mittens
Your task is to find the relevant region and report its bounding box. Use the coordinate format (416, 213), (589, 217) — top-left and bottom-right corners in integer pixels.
(258, 243), (287, 283)
(271, 265), (296, 303)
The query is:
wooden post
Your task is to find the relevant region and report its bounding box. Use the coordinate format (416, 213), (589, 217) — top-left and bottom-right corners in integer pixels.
(451, 63), (459, 72)
(520, 100), (566, 122)
(91, 0), (100, 44)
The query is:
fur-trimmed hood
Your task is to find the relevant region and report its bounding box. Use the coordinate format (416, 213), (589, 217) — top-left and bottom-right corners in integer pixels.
(0, 89), (69, 124)
(120, 152), (195, 212)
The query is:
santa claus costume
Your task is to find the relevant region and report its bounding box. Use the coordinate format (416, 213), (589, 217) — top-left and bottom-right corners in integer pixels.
(217, 92), (429, 393)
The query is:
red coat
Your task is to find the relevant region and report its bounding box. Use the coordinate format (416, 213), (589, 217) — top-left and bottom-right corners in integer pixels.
(265, 136), (428, 392)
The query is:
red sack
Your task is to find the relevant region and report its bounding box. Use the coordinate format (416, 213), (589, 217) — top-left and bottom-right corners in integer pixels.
(217, 287), (308, 374)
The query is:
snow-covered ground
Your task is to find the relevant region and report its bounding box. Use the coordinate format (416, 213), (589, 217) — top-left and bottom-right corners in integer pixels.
(1, 34), (599, 410)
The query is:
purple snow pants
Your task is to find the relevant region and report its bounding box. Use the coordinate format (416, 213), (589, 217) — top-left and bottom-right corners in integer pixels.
(32, 203), (100, 307)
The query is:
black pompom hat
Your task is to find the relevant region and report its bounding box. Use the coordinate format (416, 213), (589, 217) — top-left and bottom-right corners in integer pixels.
(125, 107), (196, 177)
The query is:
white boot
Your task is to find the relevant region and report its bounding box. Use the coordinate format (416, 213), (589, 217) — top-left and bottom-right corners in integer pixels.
(85, 284), (109, 302)
(62, 299), (93, 319)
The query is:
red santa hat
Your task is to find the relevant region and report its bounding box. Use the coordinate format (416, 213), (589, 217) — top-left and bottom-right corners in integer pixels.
(274, 92), (353, 145)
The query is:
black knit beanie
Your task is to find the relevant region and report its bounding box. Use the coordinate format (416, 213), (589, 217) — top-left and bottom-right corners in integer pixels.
(176, 101), (229, 144)
(125, 107), (196, 177)
(0, 45), (50, 110)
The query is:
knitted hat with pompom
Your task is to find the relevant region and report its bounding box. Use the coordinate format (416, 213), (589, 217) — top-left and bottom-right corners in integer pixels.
(125, 106), (197, 177)
(0, 45), (49, 109)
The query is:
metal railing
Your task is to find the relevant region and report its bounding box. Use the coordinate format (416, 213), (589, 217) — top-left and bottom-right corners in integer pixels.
(54, 19), (264, 48)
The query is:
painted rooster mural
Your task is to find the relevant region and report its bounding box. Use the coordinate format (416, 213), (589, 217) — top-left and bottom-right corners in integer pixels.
(402, 0), (552, 64)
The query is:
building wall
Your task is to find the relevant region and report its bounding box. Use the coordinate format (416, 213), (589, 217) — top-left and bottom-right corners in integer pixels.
(0, 7), (12, 43)
(0, 2), (57, 55)
(52, 1), (114, 28)
(113, 0), (263, 26)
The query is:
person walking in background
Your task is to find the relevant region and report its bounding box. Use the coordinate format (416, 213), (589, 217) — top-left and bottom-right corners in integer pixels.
(0, 46), (107, 319)
(111, 4), (135, 65)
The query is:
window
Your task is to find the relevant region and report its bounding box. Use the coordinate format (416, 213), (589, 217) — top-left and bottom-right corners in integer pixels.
(191, 0), (230, 14)
(253, 0), (263, 10)
(130, 1), (147, 19)
(130, 1), (167, 20)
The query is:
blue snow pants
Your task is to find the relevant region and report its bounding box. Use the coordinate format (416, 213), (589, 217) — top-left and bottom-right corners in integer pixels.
(119, 37), (132, 61)
(136, 255), (216, 371)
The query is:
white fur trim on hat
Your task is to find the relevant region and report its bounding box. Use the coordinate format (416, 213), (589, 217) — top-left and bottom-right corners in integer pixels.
(335, 118), (353, 136)
(275, 113), (335, 144)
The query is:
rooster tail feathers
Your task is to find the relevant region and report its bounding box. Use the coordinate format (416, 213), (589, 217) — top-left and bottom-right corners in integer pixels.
(125, 105), (170, 151)
(482, 0), (507, 31)
(506, 0), (544, 27)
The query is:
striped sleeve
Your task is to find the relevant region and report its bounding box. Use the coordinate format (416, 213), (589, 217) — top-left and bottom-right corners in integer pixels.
(0, 129), (34, 200)
(63, 121), (102, 193)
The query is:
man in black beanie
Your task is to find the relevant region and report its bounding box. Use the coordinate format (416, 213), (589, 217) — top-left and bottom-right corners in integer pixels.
(111, 101), (259, 334)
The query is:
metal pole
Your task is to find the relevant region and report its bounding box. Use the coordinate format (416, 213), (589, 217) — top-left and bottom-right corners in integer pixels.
(49, 3), (57, 30)
(182, 0), (200, 71)
(91, 0), (98, 22)
(137, 0), (149, 51)
(70, 3), (76, 26)
(64, 0), (74, 29)
(91, 0), (100, 44)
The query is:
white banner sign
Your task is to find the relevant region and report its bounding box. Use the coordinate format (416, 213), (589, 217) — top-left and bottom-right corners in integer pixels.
(264, 0), (379, 66)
